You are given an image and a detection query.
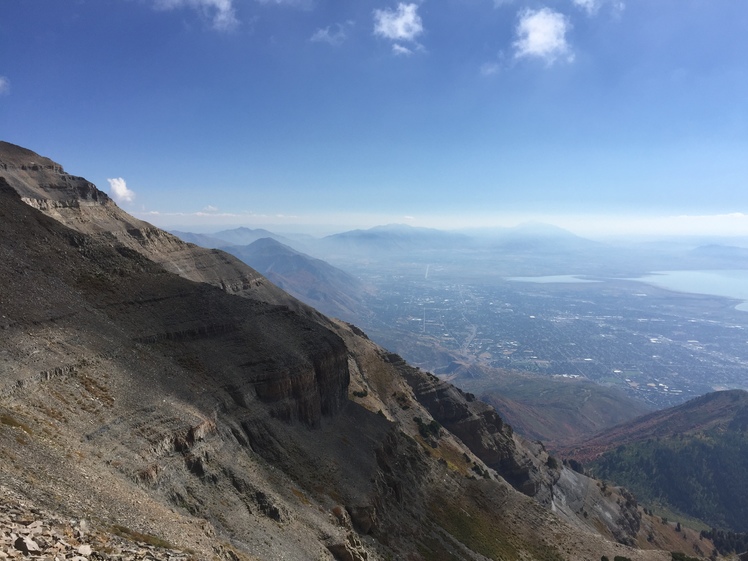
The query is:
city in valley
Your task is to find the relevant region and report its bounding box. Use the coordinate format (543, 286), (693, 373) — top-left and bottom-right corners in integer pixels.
(352, 262), (748, 409)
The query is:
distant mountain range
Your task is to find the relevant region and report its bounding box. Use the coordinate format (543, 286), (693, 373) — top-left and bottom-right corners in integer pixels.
(175, 221), (748, 277)
(222, 237), (372, 323)
(319, 223), (472, 256)
(561, 389), (748, 532)
(688, 244), (748, 267)
(171, 227), (300, 249)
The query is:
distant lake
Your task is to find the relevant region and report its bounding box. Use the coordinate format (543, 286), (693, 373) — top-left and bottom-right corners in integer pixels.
(631, 270), (748, 311)
(507, 271), (748, 311)
(507, 275), (600, 284)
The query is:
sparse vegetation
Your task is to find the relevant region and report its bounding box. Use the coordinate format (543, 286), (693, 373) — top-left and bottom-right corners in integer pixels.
(110, 525), (174, 549)
(470, 464), (490, 479)
(79, 375), (114, 405)
(393, 391), (411, 410)
(430, 500), (520, 561)
(564, 458), (585, 474)
(414, 416), (441, 439)
(0, 413), (32, 434)
(671, 552), (700, 561)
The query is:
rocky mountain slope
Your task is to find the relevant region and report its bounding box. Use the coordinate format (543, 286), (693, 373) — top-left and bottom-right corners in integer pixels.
(0, 142), (298, 312)
(560, 389), (748, 532)
(0, 141), (702, 560)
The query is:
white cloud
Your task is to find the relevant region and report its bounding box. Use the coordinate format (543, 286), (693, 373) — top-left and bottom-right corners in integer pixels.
(480, 61), (501, 76)
(373, 3), (423, 43)
(493, 0), (514, 6)
(0, 76), (9, 95)
(573, 0), (625, 17)
(392, 43), (413, 56)
(310, 21), (354, 46)
(154, 0), (238, 31)
(513, 8), (573, 64)
(202, 205), (219, 212)
(255, 0), (313, 6)
(107, 178), (136, 204)
(572, 0), (598, 15)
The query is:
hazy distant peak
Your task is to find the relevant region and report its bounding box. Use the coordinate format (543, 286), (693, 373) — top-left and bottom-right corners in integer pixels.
(456, 222), (586, 240)
(369, 223), (438, 233)
(210, 226), (296, 247)
(328, 223), (470, 240)
(509, 221), (583, 238)
(215, 226), (277, 237)
(247, 236), (301, 255)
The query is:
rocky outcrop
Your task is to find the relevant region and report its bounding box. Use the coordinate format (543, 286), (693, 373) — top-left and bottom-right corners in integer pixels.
(384, 351), (647, 545)
(386, 352), (559, 498)
(0, 485), (208, 561)
(240, 326), (350, 425)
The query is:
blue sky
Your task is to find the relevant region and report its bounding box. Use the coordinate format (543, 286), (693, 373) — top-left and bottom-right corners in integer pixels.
(1, 0), (747, 236)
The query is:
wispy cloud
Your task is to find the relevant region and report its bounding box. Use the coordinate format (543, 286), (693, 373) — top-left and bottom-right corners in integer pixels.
(374, 3), (424, 53)
(572, 0), (625, 17)
(154, 0), (238, 31)
(572, 0), (599, 15)
(255, 0), (314, 7)
(392, 43), (414, 56)
(0, 76), (9, 95)
(480, 62), (500, 76)
(107, 178), (136, 204)
(513, 7), (573, 64)
(310, 21), (354, 46)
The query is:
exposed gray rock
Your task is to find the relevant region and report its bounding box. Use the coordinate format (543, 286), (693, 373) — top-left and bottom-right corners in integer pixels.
(0, 489), (191, 560)
(13, 535), (40, 554)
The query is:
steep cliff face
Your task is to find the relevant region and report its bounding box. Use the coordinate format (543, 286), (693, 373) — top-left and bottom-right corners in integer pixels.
(383, 351), (645, 545)
(0, 142), (681, 561)
(391, 352), (555, 495)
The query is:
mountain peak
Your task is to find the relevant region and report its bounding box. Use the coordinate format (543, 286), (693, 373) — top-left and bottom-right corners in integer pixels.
(0, 141), (60, 169)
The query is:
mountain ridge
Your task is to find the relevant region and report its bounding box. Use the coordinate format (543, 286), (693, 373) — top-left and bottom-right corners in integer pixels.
(560, 389), (748, 533)
(559, 389), (748, 462)
(220, 237), (372, 323)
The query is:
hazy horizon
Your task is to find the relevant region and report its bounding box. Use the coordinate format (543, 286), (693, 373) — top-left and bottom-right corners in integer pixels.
(155, 215), (748, 247)
(2, 1), (747, 242)
(144, 211), (748, 243)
